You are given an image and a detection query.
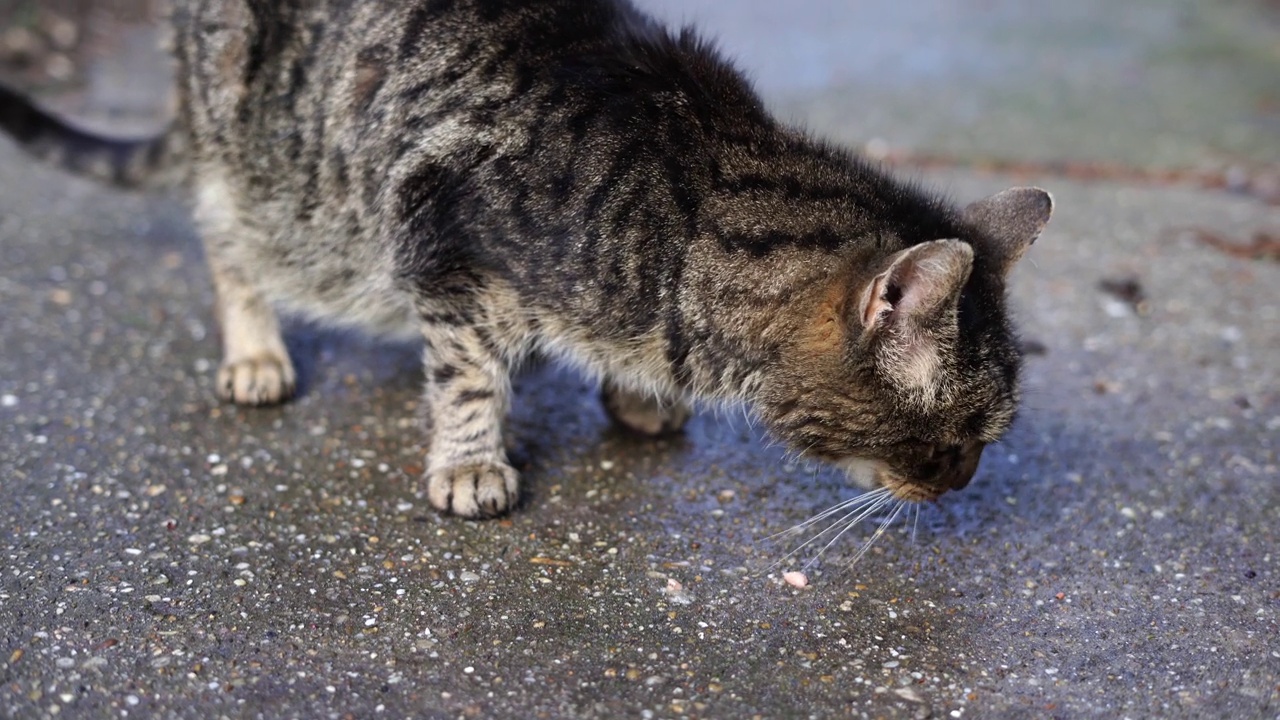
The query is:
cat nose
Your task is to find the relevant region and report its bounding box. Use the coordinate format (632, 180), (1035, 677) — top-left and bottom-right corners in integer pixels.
(941, 442), (984, 491)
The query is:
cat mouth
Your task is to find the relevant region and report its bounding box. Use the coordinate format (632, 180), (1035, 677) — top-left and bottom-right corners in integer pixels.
(838, 445), (983, 502)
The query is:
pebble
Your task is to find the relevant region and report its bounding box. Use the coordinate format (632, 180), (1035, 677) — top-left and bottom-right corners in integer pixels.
(894, 687), (924, 703)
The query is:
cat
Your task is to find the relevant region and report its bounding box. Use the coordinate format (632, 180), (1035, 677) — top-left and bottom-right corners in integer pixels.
(0, 0), (1051, 518)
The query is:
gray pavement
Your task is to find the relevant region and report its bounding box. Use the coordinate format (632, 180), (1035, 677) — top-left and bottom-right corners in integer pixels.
(2, 2), (1279, 719)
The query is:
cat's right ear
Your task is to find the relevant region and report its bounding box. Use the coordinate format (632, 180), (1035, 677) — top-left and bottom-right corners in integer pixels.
(963, 187), (1053, 276)
(856, 239), (974, 332)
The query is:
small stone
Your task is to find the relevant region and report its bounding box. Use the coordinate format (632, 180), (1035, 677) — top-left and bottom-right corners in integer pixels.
(894, 687), (924, 703)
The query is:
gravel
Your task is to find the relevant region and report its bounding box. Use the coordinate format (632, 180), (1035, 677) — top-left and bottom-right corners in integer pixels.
(2, 1), (1279, 717)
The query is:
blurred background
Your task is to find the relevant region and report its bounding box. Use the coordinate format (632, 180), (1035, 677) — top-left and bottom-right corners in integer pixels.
(0, 0), (168, 134)
(1, 0), (1277, 198)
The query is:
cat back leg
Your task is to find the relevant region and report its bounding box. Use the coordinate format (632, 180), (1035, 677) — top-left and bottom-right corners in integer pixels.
(195, 176), (297, 406)
(601, 380), (691, 436)
(420, 320), (519, 518)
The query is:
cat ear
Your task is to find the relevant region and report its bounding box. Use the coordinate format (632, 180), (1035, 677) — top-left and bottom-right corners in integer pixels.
(857, 239), (974, 332)
(962, 187), (1053, 276)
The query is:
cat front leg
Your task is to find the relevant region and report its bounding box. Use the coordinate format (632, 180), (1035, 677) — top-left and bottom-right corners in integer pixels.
(601, 379), (691, 436)
(420, 321), (519, 518)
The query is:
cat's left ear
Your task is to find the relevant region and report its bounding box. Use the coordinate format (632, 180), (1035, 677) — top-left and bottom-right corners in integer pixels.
(963, 187), (1053, 276)
(854, 239), (973, 393)
(857, 239), (974, 331)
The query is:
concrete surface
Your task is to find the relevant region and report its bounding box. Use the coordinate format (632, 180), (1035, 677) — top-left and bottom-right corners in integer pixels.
(2, 2), (1279, 719)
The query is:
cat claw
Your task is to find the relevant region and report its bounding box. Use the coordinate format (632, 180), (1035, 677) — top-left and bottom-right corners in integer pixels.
(216, 354), (297, 406)
(427, 462), (520, 518)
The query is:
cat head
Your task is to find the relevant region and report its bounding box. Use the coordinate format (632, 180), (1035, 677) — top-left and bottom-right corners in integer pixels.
(762, 187), (1052, 502)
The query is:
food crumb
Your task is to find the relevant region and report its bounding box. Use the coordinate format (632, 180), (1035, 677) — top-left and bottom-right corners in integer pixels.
(783, 571), (808, 588)
(663, 577), (693, 605)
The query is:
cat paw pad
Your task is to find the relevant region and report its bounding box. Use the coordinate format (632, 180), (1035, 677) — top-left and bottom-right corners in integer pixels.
(427, 462), (519, 518)
(216, 354), (297, 406)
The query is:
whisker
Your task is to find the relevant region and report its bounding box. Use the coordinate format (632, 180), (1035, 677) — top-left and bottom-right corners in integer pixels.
(799, 496), (897, 571)
(847, 500), (907, 567)
(764, 498), (884, 571)
(767, 491), (896, 572)
(762, 487), (891, 543)
(911, 503), (920, 545)
(760, 496), (868, 548)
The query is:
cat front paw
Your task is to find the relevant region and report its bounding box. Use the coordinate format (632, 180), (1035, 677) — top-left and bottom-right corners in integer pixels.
(601, 382), (690, 436)
(427, 462), (520, 518)
(216, 354), (297, 406)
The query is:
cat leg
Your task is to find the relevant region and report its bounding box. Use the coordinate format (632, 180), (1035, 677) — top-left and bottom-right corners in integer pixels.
(421, 322), (519, 518)
(601, 379), (691, 436)
(195, 177), (296, 406)
(210, 266), (296, 405)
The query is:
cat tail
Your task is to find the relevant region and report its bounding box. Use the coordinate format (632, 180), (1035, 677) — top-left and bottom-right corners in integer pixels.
(0, 83), (185, 190)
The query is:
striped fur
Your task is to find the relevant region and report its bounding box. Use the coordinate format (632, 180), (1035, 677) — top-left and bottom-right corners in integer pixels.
(0, 0), (1051, 517)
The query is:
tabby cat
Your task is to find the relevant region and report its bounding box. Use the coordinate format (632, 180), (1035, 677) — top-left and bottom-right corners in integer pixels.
(0, 0), (1052, 518)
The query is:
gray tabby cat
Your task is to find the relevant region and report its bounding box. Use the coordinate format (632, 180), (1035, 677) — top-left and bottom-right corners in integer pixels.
(0, 0), (1051, 518)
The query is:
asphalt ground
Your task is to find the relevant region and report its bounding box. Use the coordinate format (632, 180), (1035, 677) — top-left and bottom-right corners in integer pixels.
(1, 2), (1278, 718)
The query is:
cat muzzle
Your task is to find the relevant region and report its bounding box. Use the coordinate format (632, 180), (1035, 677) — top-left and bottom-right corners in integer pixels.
(844, 441), (985, 502)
